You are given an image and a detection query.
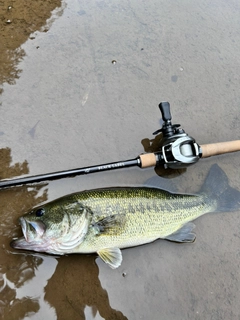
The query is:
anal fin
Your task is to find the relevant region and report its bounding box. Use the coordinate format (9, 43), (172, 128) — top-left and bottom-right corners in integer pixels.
(97, 247), (122, 269)
(165, 222), (196, 243)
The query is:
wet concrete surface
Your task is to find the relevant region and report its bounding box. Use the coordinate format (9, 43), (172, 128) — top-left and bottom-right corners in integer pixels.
(0, 0), (240, 319)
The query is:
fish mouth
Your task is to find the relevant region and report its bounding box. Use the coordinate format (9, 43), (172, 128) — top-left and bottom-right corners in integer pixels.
(21, 217), (46, 240)
(11, 237), (32, 250)
(11, 217), (47, 251)
(20, 217), (28, 240)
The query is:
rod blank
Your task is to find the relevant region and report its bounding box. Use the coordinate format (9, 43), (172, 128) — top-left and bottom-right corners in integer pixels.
(0, 140), (239, 189)
(0, 158), (140, 189)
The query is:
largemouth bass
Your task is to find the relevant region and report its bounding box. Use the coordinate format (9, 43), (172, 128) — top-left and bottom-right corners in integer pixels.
(11, 164), (240, 268)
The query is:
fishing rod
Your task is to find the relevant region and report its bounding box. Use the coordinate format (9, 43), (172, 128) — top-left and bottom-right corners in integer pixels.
(0, 102), (239, 189)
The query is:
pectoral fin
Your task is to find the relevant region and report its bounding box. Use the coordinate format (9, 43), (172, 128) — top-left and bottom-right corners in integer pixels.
(165, 222), (196, 243)
(92, 214), (126, 235)
(97, 247), (122, 269)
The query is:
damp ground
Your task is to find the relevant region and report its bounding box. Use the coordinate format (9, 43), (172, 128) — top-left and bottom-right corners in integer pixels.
(0, 1), (240, 319)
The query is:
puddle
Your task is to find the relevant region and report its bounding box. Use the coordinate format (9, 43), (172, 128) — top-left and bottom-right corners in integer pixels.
(1, 0), (240, 319)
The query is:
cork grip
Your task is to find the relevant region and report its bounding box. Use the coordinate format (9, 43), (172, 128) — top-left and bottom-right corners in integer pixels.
(139, 153), (157, 168)
(201, 140), (240, 158)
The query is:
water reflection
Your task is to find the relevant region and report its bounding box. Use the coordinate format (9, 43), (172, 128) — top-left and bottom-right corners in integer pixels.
(0, 0), (63, 93)
(0, 148), (49, 319)
(45, 255), (128, 320)
(0, 253), (58, 320)
(0, 147), (127, 319)
(0, 147), (28, 179)
(0, 1), (65, 316)
(0, 255), (41, 319)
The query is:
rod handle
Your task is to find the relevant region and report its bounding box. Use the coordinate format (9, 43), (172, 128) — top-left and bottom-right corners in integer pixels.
(200, 140), (240, 158)
(139, 153), (157, 168)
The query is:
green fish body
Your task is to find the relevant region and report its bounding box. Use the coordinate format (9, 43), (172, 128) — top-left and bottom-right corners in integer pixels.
(11, 164), (240, 268)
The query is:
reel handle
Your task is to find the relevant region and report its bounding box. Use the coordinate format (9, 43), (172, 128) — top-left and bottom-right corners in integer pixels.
(201, 140), (240, 158)
(159, 102), (171, 122)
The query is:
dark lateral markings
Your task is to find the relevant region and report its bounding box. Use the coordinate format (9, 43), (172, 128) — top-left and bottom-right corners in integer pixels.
(127, 203), (159, 214)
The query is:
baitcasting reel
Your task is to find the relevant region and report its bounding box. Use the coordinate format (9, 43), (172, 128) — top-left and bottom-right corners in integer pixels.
(0, 101), (239, 188)
(153, 102), (201, 169)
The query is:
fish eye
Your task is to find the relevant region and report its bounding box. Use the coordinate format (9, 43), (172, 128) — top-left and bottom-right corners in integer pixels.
(35, 208), (45, 217)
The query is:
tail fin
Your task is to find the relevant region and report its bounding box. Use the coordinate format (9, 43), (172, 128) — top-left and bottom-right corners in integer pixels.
(200, 164), (240, 212)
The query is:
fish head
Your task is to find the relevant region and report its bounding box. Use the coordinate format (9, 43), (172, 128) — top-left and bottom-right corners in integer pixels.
(11, 198), (92, 254)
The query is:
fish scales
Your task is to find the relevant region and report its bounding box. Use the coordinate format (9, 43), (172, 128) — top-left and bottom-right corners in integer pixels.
(11, 164), (240, 268)
(70, 188), (215, 253)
